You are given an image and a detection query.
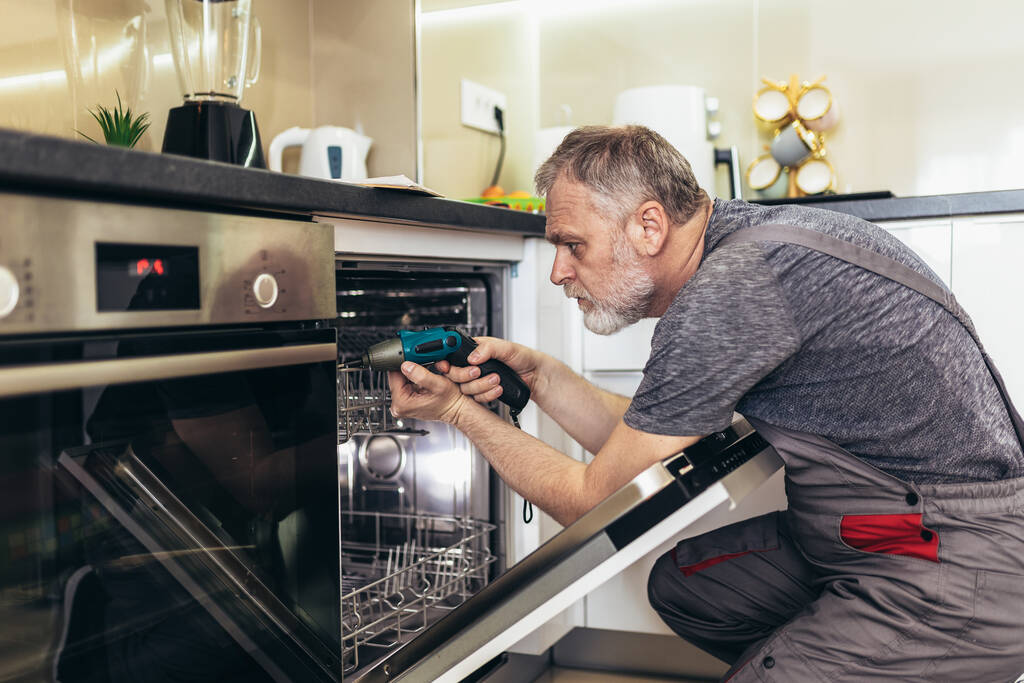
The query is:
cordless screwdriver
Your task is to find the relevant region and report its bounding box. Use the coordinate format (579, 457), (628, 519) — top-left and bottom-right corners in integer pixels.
(346, 326), (535, 523)
(345, 326), (531, 416)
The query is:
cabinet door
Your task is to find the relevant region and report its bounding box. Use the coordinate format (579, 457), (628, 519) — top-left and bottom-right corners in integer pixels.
(583, 318), (659, 371)
(952, 214), (1024, 407)
(877, 218), (953, 287)
(507, 238), (587, 654)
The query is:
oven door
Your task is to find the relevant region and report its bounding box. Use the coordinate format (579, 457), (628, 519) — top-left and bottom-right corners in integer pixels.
(350, 417), (783, 683)
(0, 327), (340, 683)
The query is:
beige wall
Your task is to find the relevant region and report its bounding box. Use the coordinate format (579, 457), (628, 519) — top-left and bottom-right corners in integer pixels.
(420, 2), (538, 198)
(311, 0), (418, 179)
(420, 0), (1024, 199)
(0, 0), (417, 179)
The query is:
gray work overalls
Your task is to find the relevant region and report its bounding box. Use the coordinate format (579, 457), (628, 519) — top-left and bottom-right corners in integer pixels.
(647, 224), (1024, 682)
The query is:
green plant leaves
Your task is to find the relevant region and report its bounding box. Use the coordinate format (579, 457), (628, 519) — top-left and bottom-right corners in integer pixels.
(77, 91), (151, 148)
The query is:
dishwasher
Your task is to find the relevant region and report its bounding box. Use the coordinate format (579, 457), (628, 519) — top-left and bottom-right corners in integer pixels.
(332, 254), (784, 682)
(334, 261), (506, 677)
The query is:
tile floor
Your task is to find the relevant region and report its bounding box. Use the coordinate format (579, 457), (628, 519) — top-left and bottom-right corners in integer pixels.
(532, 668), (709, 683)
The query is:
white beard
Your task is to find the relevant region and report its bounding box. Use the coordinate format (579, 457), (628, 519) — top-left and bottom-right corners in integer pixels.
(565, 234), (655, 335)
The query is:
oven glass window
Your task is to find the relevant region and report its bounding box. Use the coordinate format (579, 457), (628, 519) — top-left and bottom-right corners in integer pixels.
(0, 330), (339, 682)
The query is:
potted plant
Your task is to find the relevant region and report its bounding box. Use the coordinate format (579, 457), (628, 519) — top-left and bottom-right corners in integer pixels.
(78, 91), (150, 148)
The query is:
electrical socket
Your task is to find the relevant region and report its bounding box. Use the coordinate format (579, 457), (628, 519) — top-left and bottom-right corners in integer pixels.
(461, 78), (507, 135)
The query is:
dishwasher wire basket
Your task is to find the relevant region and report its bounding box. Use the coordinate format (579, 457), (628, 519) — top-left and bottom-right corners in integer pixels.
(338, 367), (392, 442)
(341, 510), (495, 674)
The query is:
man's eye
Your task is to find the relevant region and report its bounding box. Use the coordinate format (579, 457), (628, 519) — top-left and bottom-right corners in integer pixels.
(566, 243), (579, 255)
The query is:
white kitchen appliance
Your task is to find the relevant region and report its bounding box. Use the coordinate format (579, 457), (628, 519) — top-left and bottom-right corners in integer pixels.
(613, 85), (741, 199)
(268, 126), (372, 181)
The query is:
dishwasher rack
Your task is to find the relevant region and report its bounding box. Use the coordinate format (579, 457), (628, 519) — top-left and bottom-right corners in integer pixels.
(341, 510), (496, 675)
(338, 367), (392, 442)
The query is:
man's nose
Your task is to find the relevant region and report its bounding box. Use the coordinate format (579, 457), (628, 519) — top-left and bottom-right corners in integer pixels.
(550, 249), (575, 286)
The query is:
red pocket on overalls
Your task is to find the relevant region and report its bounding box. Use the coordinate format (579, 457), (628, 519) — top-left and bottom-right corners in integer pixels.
(839, 513), (939, 562)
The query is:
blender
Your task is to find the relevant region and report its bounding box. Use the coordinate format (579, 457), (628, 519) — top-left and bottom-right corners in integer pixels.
(161, 0), (266, 167)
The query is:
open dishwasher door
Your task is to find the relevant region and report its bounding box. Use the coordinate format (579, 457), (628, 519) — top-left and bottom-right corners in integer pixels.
(351, 415), (783, 683)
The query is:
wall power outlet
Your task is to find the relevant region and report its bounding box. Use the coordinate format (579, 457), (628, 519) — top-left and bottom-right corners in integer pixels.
(461, 78), (507, 135)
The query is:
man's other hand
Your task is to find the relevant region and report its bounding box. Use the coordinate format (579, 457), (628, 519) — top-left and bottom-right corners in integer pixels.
(436, 336), (544, 405)
(388, 361), (469, 425)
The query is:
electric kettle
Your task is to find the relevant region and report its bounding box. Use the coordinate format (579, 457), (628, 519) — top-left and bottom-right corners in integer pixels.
(268, 126), (372, 181)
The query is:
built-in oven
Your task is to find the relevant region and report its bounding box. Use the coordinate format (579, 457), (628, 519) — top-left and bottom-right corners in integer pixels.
(0, 194), (341, 682)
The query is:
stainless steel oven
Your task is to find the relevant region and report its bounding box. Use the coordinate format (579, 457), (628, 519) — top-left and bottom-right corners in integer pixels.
(0, 194), (340, 682)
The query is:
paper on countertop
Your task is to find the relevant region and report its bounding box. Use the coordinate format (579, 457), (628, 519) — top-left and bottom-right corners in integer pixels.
(348, 175), (444, 197)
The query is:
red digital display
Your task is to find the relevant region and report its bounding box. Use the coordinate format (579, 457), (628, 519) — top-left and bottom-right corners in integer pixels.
(97, 242), (199, 311)
(133, 258), (166, 277)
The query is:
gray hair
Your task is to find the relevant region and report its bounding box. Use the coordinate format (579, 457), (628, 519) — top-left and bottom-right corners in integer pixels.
(534, 125), (707, 228)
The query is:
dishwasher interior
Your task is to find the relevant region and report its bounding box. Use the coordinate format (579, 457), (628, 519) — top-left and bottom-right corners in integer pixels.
(333, 259), (511, 677)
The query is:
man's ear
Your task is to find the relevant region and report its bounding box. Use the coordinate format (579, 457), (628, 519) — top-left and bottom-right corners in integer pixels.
(633, 201), (670, 256)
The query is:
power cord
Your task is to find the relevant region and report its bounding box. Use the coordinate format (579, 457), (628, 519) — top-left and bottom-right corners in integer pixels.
(509, 409), (534, 524)
(490, 106), (506, 189)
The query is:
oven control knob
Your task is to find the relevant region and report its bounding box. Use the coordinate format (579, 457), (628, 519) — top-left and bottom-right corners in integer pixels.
(0, 266), (19, 319)
(252, 273), (279, 309)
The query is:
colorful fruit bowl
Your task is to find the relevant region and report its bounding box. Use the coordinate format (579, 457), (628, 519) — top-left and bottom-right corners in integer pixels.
(462, 195), (545, 213)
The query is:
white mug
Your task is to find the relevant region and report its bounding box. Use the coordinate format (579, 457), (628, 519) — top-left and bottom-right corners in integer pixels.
(796, 85), (840, 132)
(753, 85), (792, 126)
(746, 155), (788, 199)
(795, 157), (836, 195)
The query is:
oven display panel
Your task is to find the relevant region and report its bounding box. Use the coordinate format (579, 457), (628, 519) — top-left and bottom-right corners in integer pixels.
(96, 242), (200, 311)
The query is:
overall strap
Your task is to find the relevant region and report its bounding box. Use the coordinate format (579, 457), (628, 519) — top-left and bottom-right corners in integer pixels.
(717, 223), (1024, 450)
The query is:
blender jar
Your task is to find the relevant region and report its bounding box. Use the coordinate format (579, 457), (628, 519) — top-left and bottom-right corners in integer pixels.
(165, 0), (261, 103)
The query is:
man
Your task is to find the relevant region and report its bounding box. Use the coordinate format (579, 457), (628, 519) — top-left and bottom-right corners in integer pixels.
(388, 125), (1024, 681)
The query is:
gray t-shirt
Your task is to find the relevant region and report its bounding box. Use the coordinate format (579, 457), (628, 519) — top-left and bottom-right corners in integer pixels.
(623, 198), (1024, 484)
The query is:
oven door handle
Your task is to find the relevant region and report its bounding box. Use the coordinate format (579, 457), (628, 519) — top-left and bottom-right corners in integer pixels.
(0, 343), (338, 398)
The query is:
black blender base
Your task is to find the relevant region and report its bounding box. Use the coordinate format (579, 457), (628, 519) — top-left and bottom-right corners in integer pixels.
(162, 101), (267, 168)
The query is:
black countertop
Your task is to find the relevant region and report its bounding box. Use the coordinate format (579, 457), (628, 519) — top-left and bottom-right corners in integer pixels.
(767, 189), (1024, 222)
(2, 128), (1023, 229)
(0, 128), (547, 235)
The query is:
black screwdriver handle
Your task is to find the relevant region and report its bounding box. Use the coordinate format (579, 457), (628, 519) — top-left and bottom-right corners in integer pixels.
(445, 331), (531, 414)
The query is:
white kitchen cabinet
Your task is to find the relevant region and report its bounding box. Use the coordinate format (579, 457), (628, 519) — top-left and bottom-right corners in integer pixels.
(951, 214), (1024, 408)
(583, 318), (659, 371)
(507, 237), (586, 655)
(876, 217), (953, 286)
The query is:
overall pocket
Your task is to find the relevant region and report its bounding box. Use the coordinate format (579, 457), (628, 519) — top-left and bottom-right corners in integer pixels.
(922, 569), (1024, 679)
(672, 512), (779, 577)
(839, 512), (940, 562)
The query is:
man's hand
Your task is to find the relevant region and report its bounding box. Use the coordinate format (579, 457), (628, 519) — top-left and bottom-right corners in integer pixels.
(388, 361), (473, 425)
(436, 336), (545, 405)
